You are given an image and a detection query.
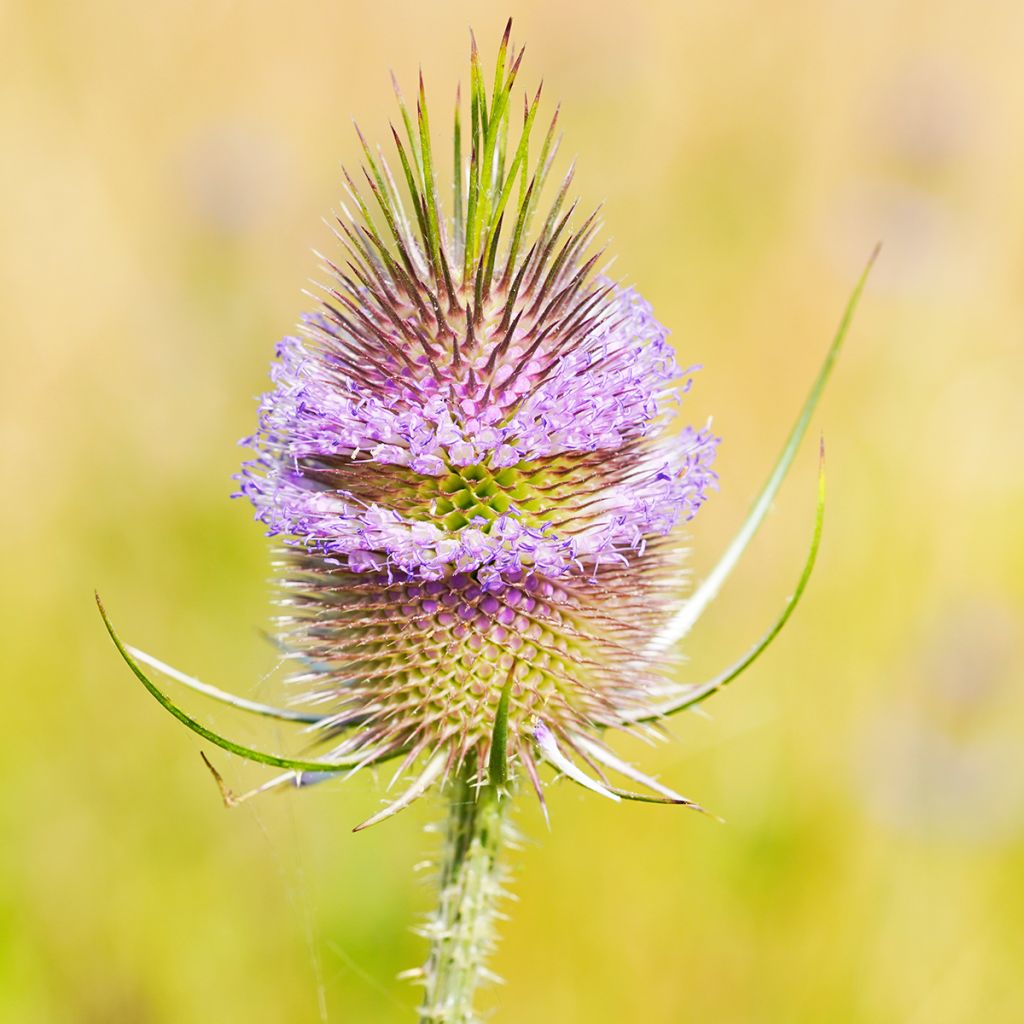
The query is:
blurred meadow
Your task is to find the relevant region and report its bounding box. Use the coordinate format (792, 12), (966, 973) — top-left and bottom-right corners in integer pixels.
(3, 1), (1023, 1021)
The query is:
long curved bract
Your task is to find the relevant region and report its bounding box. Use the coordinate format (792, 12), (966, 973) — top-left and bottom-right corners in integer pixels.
(646, 246), (877, 657)
(125, 645), (326, 724)
(633, 444), (826, 722)
(96, 593), (401, 774)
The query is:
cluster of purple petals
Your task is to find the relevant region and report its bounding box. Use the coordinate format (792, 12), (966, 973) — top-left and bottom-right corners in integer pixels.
(238, 284), (719, 582)
(489, 286), (687, 462)
(248, 286), (685, 476)
(239, 425), (718, 584)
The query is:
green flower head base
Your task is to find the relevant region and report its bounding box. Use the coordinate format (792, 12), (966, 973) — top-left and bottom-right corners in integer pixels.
(102, 21), (874, 832)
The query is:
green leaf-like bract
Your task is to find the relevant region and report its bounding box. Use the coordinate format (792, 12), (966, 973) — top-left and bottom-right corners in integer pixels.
(96, 593), (400, 774)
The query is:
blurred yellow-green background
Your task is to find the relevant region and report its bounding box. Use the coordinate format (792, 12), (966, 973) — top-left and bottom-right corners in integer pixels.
(3, 2), (1023, 1021)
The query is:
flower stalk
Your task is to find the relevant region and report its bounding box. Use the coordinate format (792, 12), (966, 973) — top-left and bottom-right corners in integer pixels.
(418, 777), (509, 1024)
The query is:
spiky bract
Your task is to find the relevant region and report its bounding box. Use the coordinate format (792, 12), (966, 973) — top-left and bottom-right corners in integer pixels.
(237, 25), (719, 809)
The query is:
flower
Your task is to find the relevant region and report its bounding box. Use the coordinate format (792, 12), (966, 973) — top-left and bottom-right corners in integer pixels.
(98, 22), (871, 1020)
(229, 25), (720, 818)
(100, 21), (870, 832)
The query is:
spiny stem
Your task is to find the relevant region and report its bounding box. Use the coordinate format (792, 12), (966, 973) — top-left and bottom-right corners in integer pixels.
(419, 775), (509, 1024)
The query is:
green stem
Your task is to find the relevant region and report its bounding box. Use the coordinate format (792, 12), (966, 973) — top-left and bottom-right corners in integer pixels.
(419, 775), (508, 1024)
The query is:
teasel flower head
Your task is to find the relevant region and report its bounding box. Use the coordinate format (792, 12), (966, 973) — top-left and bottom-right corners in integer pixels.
(221, 33), (724, 818)
(99, 21), (873, 831)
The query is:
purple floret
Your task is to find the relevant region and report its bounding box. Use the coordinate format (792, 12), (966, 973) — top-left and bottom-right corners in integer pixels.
(238, 283), (719, 582)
